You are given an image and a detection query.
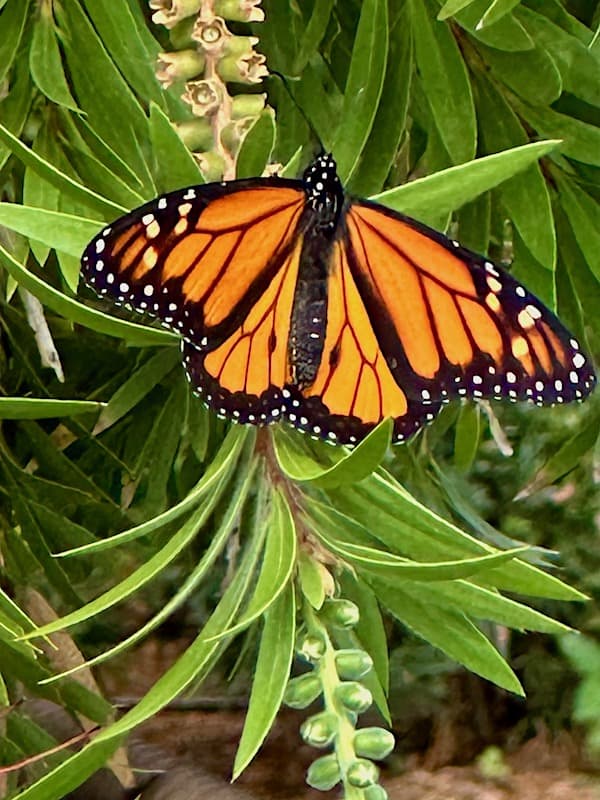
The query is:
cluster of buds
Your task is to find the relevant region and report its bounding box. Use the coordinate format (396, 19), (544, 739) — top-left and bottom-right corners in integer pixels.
(286, 598), (395, 798)
(150, 0), (269, 179)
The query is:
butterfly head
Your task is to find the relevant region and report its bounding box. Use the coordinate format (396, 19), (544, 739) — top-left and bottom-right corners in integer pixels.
(302, 153), (343, 232)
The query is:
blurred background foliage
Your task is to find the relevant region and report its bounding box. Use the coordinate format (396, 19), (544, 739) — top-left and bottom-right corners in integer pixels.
(0, 0), (598, 798)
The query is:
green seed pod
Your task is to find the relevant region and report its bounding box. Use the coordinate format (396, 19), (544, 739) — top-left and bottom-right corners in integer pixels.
(297, 633), (326, 663)
(335, 649), (373, 680)
(300, 712), (338, 748)
(334, 681), (373, 713)
(321, 599), (360, 629)
(364, 784), (389, 800)
(283, 673), (322, 709)
(306, 754), (341, 791)
(346, 758), (380, 788)
(353, 728), (395, 760)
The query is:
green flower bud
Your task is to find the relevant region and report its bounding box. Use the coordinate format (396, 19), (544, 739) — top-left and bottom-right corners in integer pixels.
(231, 93), (266, 120)
(300, 712), (338, 748)
(150, 0), (201, 29)
(156, 49), (205, 89)
(284, 673), (322, 709)
(353, 728), (395, 760)
(217, 51), (268, 84)
(322, 599), (360, 629)
(297, 633), (326, 662)
(334, 681), (372, 713)
(364, 785), (389, 800)
(335, 681), (373, 714)
(306, 754), (341, 791)
(214, 0), (265, 22)
(346, 758), (380, 788)
(335, 649), (373, 680)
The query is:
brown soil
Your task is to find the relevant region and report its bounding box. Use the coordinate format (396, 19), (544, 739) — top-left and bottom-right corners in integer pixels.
(100, 639), (600, 800)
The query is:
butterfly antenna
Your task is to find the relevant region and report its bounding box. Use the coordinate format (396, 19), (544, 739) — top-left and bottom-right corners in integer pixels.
(268, 70), (326, 160)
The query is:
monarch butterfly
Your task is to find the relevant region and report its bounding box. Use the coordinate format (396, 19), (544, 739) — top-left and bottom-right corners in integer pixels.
(81, 153), (596, 445)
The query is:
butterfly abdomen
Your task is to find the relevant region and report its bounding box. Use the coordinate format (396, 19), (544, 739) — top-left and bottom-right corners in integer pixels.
(288, 231), (331, 389)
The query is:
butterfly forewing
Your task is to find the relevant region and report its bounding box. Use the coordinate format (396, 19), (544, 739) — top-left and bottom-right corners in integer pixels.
(81, 180), (305, 349)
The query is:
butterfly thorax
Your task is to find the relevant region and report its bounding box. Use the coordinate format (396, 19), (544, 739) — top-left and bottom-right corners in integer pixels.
(302, 153), (344, 233)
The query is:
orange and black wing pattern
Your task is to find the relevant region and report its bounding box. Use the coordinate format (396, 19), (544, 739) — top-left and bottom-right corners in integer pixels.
(340, 200), (595, 441)
(82, 177), (307, 423)
(81, 153), (596, 445)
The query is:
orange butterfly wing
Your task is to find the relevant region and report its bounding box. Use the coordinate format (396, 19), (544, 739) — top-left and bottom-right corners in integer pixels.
(342, 201), (595, 427)
(83, 180), (305, 351)
(82, 154), (595, 446)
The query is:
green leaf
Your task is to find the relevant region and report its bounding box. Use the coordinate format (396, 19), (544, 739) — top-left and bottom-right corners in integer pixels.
(477, 0), (522, 28)
(0, 398), (103, 420)
(292, 0), (335, 74)
(14, 518), (264, 798)
(208, 488), (297, 641)
(0, 203), (104, 258)
(149, 103), (204, 193)
(454, 403), (481, 471)
(517, 103), (600, 167)
(29, 10), (79, 111)
(438, 0), (477, 19)
(412, 578), (572, 634)
(475, 75), (556, 269)
(237, 109), (277, 179)
(80, 0), (166, 108)
(90, 506), (266, 740)
(20, 474), (235, 639)
(349, 0), (413, 196)
(516, 406), (600, 499)
(555, 175), (600, 282)
(56, 426), (248, 556)
(273, 420), (391, 488)
(517, 7), (600, 107)
(328, 471), (585, 600)
(233, 583), (295, 777)
(298, 551), (326, 610)
(374, 140), (560, 226)
(43, 458), (257, 681)
(455, 0), (533, 49)
(54, 2), (155, 192)
(332, 0), (389, 182)
(0, 241), (175, 347)
(4, 737), (123, 800)
(92, 348), (180, 434)
(0, 122), (126, 218)
(411, 0), (476, 165)
(370, 578), (524, 694)
(339, 574), (389, 694)
(311, 505), (528, 580)
(0, 57), (33, 173)
(480, 42), (562, 105)
(0, 0), (30, 86)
